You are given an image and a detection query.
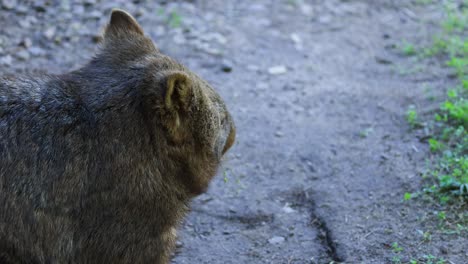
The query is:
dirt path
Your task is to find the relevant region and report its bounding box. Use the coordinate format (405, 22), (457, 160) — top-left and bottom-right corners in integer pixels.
(0, 1), (466, 263)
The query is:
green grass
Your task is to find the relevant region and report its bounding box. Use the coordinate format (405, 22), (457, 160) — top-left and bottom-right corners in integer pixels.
(406, 105), (420, 128)
(406, 1), (468, 204)
(392, 242), (403, 253)
(156, 8), (183, 28)
(388, 241), (447, 264)
(442, 2), (468, 33)
(401, 41), (418, 56)
(168, 11), (182, 28)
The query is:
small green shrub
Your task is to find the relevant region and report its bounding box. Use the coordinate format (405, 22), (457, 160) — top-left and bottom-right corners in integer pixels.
(406, 1), (468, 204)
(401, 41), (417, 56)
(406, 106), (420, 128)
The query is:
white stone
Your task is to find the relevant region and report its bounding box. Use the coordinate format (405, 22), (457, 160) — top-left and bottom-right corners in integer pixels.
(268, 65), (287, 75)
(282, 205), (295, 213)
(268, 236), (285, 244)
(290, 33), (302, 44)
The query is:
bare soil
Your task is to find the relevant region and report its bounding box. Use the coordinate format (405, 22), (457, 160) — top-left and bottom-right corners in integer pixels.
(0, 0), (466, 263)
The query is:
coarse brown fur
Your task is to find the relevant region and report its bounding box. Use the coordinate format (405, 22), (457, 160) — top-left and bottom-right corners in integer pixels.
(0, 9), (235, 264)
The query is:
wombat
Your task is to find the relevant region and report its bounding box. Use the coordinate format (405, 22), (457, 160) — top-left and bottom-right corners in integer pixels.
(0, 9), (235, 264)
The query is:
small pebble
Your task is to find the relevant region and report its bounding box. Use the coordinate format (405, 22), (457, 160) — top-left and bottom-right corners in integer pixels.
(16, 50), (30, 61)
(19, 38), (32, 48)
(282, 205), (295, 213)
(204, 47), (221, 55)
(15, 4), (28, 14)
(175, 241), (183, 248)
(290, 33), (301, 44)
(29, 46), (45, 56)
(173, 34), (186, 45)
(1, 0), (16, 10)
(0, 55), (13, 66)
(268, 65), (287, 75)
(44, 27), (56, 40)
(18, 19), (30, 28)
(268, 236), (285, 244)
(221, 59), (233, 73)
(291, 33), (303, 50)
(60, 0), (70, 11)
(275, 131), (284, 137)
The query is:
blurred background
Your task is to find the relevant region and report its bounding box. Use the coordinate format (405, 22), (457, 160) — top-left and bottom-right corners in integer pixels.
(0, 1), (467, 263)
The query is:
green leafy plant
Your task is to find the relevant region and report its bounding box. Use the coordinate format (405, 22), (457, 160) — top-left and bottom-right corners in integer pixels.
(406, 1), (468, 203)
(156, 8), (183, 28)
(401, 41), (417, 56)
(168, 11), (182, 28)
(437, 211), (446, 220)
(406, 106), (420, 128)
(392, 242), (403, 253)
(223, 170), (229, 183)
(428, 138), (443, 152)
(404, 192), (413, 201)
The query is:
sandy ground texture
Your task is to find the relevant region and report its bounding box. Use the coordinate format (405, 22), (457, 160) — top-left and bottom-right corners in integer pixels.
(1, 0), (467, 263)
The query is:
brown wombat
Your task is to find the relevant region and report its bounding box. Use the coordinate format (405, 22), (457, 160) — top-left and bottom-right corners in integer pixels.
(0, 9), (235, 264)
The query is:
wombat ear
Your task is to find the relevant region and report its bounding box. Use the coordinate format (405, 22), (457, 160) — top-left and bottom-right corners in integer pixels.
(162, 71), (193, 142)
(105, 9), (144, 38)
(164, 71), (192, 112)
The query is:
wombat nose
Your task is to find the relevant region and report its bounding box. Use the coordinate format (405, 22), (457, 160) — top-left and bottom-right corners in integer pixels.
(222, 124), (236, 155)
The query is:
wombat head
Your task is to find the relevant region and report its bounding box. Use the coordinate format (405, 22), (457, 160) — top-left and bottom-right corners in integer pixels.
(92, 10), (235, 196)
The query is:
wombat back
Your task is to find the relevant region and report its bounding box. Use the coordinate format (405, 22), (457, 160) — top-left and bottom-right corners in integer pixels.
(0, 9), (235, 264)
